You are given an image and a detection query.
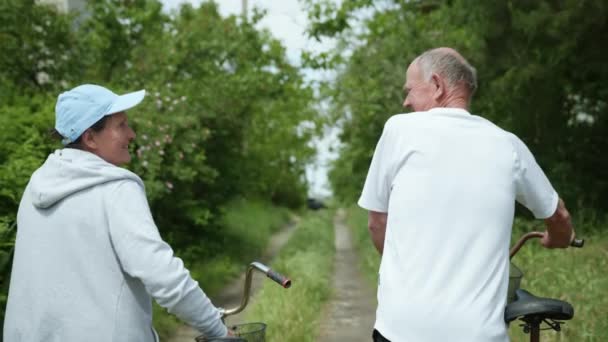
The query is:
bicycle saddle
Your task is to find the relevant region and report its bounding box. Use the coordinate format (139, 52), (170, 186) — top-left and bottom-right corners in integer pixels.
(504, 289), (574, 323)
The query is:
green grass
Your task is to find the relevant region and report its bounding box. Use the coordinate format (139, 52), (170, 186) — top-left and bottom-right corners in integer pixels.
(344, 206), (380, 286)
(508, 219), (608, 341)
(345, 205), (608, 341)
(242, 210), (335, 342)
(152, 198), (292, 340)
(188, 198), (292, 295)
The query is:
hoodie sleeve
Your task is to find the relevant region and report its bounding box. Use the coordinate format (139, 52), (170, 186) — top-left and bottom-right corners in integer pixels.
(105, 180), (227, 338)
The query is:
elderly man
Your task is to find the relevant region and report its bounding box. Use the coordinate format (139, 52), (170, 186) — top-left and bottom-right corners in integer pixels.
(4, 84), (230, 341)
(358, 48), (575, 342)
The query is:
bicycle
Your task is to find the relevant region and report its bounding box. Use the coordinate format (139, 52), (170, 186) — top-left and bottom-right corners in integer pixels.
(506, 232), (584, 342)
(196, 261), (291, 342)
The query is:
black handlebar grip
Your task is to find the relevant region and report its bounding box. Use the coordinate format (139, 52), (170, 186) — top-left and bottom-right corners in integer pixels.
(571, 238), (585, 248)
(267, 269), (292, 288)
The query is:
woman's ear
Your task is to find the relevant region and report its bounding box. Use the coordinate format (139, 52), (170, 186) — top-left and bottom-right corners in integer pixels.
(80, 129), (98, 150)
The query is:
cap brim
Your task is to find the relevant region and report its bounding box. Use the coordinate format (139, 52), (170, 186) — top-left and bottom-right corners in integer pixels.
(107, 89), (146, 115)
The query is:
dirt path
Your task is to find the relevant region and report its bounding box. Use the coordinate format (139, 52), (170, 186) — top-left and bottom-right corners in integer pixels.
(168, 219), (298, 342)
(317, 209), (377, 342)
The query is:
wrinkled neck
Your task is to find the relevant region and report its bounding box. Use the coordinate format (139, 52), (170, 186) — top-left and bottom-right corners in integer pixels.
(439, 90), (470, 110)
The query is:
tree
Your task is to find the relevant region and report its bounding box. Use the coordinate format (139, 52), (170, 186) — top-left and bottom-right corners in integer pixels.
(305, 0), (608, 214)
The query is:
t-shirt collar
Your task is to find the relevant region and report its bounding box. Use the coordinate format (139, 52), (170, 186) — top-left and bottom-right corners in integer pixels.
(427, 107), (471, 116)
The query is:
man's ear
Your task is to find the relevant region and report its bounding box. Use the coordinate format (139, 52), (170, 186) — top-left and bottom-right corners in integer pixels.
(80, 129), (98, 150)
(431, 73), (445, 101)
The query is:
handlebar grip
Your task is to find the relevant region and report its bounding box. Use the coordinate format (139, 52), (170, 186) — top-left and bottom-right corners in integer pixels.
(571, 238), (585, 248)
(267, 269), (292, 288)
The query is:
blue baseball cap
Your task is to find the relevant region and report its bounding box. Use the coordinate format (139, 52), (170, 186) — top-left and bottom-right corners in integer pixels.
(55, 84), (146, 145)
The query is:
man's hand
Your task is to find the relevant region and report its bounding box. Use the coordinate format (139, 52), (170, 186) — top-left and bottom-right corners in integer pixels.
(541, 198), (575, 249)
(540, 229), (576, 249)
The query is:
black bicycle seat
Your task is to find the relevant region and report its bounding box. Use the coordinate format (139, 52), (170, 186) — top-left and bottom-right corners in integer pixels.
(504, 289), (574, 323)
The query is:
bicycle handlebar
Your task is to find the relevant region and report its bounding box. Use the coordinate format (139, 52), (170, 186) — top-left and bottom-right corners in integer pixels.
(220, 261), (291, 318)
(509, 232), (585, 259)
(267, 269), (292, 288)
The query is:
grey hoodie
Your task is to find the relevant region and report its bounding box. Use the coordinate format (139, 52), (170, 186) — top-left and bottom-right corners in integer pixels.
(4, 148), (227, 342)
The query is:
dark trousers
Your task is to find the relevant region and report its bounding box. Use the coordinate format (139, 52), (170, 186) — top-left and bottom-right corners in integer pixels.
(372, 329), (391, 342)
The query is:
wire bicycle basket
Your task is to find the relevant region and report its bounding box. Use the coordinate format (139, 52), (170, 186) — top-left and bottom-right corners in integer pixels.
(508, 262), (523, 304)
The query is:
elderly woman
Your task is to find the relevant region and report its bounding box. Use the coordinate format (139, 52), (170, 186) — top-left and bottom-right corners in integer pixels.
(4, 84), (229, 341)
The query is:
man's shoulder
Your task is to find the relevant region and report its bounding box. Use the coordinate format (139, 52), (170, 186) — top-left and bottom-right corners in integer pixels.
(384, 112), (425, 129)
(469, 117), (533, 157)
(466, 114), (520, 139)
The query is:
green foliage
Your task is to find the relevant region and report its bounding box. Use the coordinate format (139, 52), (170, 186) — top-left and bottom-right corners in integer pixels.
(184, 198), (291, 287)
(0, 0), (85, 93)
(244, 210), (335, 342)
(0, 219), (16, 327)
(0, 97), (56, 218)
(307, 0), (608, 214)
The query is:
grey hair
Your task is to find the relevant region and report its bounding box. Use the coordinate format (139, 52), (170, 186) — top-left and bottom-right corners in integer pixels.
(415, 49), (478, 96)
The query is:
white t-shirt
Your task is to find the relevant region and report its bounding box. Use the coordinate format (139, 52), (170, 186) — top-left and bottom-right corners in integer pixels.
(358, 108), (558, 342)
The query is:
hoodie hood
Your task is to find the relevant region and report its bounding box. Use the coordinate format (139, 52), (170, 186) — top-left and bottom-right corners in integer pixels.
(29, 148), (144, 208)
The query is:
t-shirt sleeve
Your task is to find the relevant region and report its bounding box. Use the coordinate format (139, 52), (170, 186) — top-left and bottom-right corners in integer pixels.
(105, 180), (227, 338)
(358, 119), (396, 213)
(511, 135), (559, 219)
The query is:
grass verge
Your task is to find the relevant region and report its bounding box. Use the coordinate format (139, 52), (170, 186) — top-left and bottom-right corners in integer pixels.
(344, 206), (380, 287)
(152, 198), (292, 340)
(242, 210), (335, 342)
(508, 219), (608, 341)
(345, 205), (608, 341)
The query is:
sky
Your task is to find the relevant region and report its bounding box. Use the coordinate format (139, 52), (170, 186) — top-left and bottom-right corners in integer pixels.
(161, 1), (329, 65)
(160, 0), (340, 198)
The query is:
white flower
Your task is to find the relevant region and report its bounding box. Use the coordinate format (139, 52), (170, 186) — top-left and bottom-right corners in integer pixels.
(36, 72), (50, 85)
